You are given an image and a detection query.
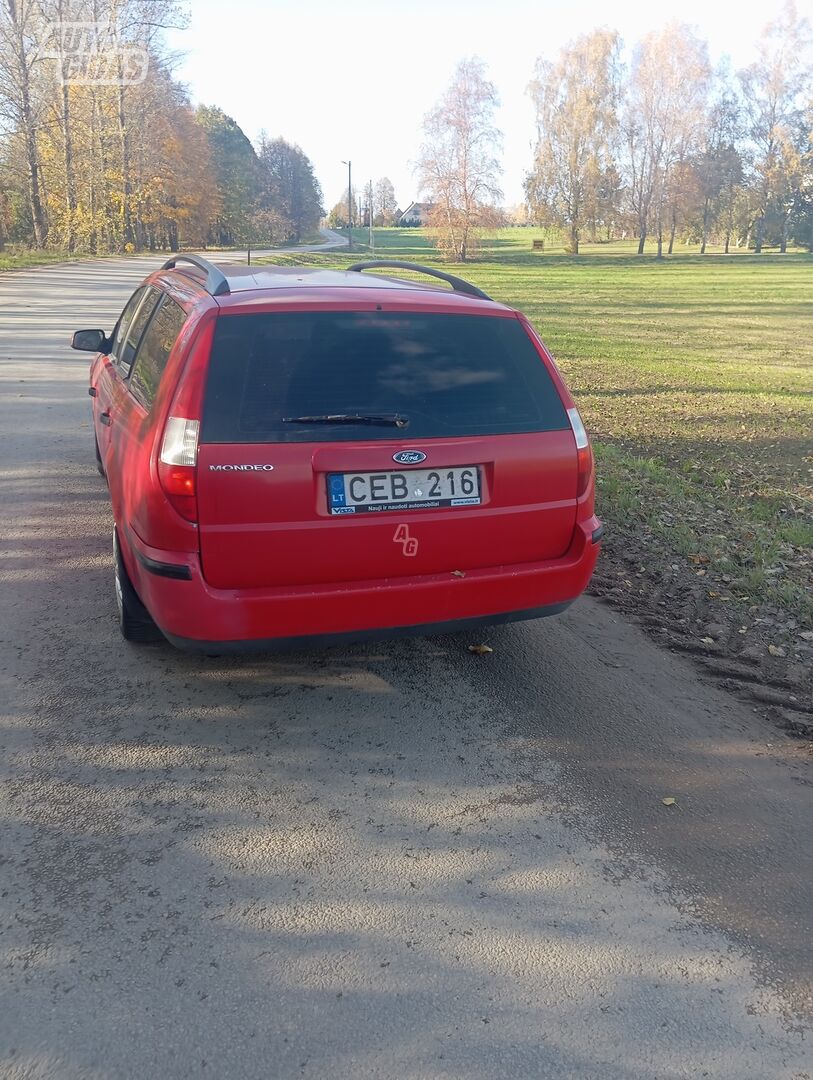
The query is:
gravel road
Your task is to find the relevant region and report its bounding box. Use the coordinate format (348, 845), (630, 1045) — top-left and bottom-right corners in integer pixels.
(0, 257), (810, 1080)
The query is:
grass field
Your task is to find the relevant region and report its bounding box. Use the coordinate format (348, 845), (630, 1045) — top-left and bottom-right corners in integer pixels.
(261, 229), (813, 645)
(0, 248), (89, 272)
(0, 232), (334, 273)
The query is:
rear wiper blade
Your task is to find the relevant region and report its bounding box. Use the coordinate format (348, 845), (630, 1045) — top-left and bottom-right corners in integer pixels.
(282, 413), (409, 428)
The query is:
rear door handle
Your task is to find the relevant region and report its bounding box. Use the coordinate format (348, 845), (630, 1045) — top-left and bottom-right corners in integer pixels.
(99, 411), (113, 427)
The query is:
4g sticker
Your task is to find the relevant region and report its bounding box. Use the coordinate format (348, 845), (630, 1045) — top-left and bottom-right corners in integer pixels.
(393, 524), (419, 557)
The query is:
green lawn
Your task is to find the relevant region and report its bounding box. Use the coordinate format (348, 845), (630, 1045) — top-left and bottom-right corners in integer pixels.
(260, 228), (813, 628)
(465, 232), (812, 624)
(0, 248), (88, 272)
(0, 234), (330, 273)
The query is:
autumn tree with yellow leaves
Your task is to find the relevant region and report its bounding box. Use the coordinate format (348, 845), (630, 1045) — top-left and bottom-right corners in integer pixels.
(0, 0), (321, 252)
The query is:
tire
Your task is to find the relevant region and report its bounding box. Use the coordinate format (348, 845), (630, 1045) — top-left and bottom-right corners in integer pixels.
(94, 434), (106, 478)
(113, 528), (163, 644)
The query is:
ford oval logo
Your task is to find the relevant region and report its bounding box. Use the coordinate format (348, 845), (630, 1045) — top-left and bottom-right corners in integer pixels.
(393, 450), (426, 465)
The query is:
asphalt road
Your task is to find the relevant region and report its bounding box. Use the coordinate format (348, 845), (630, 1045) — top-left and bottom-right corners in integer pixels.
(202, 226), (348, 262)
(0, 256), (811, 1080)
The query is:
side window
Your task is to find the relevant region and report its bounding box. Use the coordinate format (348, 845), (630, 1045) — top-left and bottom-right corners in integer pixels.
(118, 288), (161, 376)
(109, 287), (145, 373)
(128, 296), (188, 410)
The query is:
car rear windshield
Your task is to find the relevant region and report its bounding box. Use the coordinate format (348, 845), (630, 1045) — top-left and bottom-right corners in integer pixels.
(200, 310), (568, 443)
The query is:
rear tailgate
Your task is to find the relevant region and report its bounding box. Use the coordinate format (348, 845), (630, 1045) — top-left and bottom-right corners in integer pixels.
(197, 432), (576, 588)
(196, 307), (579, 590)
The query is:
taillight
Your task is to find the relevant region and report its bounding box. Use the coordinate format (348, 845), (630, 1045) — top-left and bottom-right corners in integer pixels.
(155, 315), (215, 524)
(161, 416), (199, 468)
(159, 417), (199, 521)
(567, 407), (593, 497)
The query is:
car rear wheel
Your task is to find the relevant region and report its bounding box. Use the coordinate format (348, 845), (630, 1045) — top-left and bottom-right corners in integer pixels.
(113, 528), (163, 644)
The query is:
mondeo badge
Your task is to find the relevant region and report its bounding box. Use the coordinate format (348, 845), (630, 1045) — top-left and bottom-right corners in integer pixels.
(393, 450), (426, 465)
(208, 464), (274, 472)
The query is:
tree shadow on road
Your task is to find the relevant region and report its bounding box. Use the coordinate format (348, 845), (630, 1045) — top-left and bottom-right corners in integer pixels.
(1, 444), (810, 1078)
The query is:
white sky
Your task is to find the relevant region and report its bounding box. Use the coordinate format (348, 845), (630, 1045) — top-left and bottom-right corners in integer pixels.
(166, 0), (781, 209)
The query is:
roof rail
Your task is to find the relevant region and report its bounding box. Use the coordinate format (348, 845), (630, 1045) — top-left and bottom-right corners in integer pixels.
(347, 260), (492, 301)
(161, 254), (230, 297)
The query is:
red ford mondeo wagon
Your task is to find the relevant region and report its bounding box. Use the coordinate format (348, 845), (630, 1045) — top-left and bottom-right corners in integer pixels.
(72, 257), (602, 651)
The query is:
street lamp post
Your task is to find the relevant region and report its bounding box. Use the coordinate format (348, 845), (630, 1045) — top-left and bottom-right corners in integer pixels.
(341, 160), (352, 252)
(368, 179), (374, 252)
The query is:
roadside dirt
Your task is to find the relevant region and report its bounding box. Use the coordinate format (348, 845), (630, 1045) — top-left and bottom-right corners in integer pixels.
(590, 529), (813, 741)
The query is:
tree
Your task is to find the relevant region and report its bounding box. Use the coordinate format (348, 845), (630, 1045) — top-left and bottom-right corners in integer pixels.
(196, 105), (262, 246)
(373, 176), (397, 225)
(417, 57), (502, 261)
(256, 135), (323, 242)
(593, 162), (626, 240)
(326, 187), (360, 229)
(362, 179), (373, 227)
(739, 1), (813, 252)
(133, 73), (220, 251)
(1, 0), (326, 254)
(774, 125), (805, 251)
(796, 102), (813, 250)
(325, 199), (346, 229)
(38, 0), (78, 249)
(107, 0), (185, 250)
(623, 25), (711, 255)
(525, 29), (620, 254)
(692, 79), (742, 253)
(0, 0), (49, 245)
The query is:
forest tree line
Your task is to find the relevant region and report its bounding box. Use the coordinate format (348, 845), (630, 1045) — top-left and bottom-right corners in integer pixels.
(524, 3), (813, 254)
(416, 3), (812, 258)
(325, 176), (400, 230)
(2, 0), (810, 259)
(0, 0), (323, 252)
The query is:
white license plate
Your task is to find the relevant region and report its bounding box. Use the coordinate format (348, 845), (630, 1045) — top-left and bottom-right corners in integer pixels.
(327, 466), (481, 514)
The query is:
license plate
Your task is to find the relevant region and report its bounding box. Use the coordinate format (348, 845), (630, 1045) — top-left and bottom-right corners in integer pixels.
(327, 466), (481, 514)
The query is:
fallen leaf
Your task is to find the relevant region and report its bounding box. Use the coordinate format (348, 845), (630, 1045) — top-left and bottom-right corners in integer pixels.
(467, 644), (493, 655)
(661, 797), (677, 806)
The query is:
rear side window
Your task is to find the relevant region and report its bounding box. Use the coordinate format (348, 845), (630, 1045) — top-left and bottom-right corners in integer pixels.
(201, 311), (568, 444)
(109, 286), (146, 375)
(118, 288), (161, 375)
(128, 296), (187, 409)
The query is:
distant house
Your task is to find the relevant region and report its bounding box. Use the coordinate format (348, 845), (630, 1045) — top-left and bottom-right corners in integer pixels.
(398, 201), (435, 226)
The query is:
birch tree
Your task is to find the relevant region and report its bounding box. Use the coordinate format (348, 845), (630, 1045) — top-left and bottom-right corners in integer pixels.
(739, 0), (813, 252)
(693, 80), (742, 253)
(0, 0), (48, 244)
(38, 0), (80, 249)
(800, 104), (813, 250)
(525, 29), (620, 254)
(373, 176), (397, 225)
(417, 57), (502, 261)
(623, 25), (710, 255)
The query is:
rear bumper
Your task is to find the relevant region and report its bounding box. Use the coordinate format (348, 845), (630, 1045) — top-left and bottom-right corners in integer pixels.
(163, 601), (574, 654)
(123, 517), (602, 652)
